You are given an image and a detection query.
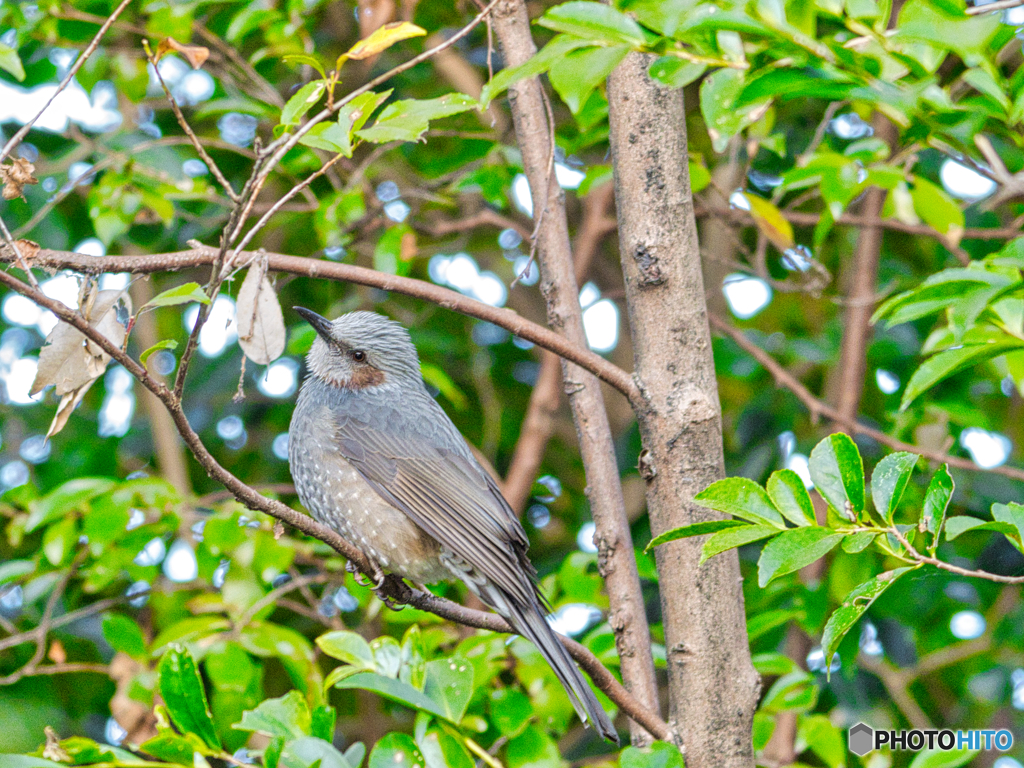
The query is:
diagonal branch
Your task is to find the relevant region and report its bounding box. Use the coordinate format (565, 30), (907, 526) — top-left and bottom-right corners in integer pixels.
(708, 313), (1024, 483)
(0, 267), (669, 743)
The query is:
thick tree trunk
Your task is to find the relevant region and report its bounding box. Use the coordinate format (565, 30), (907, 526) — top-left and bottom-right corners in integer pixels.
(607, 53), (760, 766)
(491, 1), (661, 744)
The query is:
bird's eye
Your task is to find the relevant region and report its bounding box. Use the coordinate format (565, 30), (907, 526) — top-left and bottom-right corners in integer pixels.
(350, 350), (366, 362)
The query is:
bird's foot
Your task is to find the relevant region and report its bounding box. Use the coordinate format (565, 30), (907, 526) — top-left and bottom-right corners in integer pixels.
(347, 558), (385, 589)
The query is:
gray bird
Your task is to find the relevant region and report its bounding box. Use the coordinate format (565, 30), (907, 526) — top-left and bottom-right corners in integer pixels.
(289, 308), (617, 742)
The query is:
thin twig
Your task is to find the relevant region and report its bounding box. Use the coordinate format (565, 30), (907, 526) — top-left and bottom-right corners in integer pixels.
(145, 46), (240, 202)
(0, 0), (134, 164)
(966, 0), (1023, 14)
(890, 527), (1024, 584)
(708, 313), (1024, 483)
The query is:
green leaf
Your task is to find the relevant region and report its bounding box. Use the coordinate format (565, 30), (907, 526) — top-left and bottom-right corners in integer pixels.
(334, 672), (453, 722)
(549, 44), (629, 114)
(280, 736), (353, 768)
(760, 670), (818, 713)
(266, 738), (285, 768)
(646, 519), (748, 551)
(317, 630), (375, 668)
(910, 177), (965, 246)
(693, 477), (785, 527)
(505, 726), (561, 768)
(821, 567), (913, 672)
(298, 122), (348, 153)
(757, 528), (845, 587)
(141, 282), (210, 310)
(700, 68), (771, 153)
(870, 452), (918, 523)
(766, 469), (816, 527)
(234, 690), (311, 740)
(538, 2), (647, 46)
(901, 340), (1024, 411)
(479, 36), (594, 107)
(336, 90), (392, 157)
(27, 478), (116, 532)
(0, 42), (26, 82)
(797, 714), (846, 768)
(842, 531), (876, 553)
(747, 609), (803, 641)
(311, 705), (336, 742)
(0, 559), (34, 584)
(102, 613), (147, 658)
(369, 734), (424, 768)
(42, 517), (76, 566)
(991, 502), (1024, 547)
(141, 339), (178, 368)
(649, 57), (706, 88)
(922, 464), (953, 545)
(489, 688), (532, 738)
(139, 730), (204, 763)
(808, 434), (864, 518)
(282, 81), (327, 126)
(357, 94), (476, 144)
(158, 644), (221, 750)
(418, 726), (474, 768)
(283, 54), (327, 79)
(907, 748), (979, 768)
(700, 525), (780, 565)
(620, 741), (685, 768)
(423, 657), (474, 723)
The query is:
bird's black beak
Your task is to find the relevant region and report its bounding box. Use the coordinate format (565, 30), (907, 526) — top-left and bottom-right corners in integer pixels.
(294, 307), (333, 339)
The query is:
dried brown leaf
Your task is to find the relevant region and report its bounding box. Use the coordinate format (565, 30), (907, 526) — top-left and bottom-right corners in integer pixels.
(156, 37), (210, 69)
(46, 379), (96, 439)
(0, 157), (38, 200)
(237, 267), (285, 366)
(32, 287), (132, 397)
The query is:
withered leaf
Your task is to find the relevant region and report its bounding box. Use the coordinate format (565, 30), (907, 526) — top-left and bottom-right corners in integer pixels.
(46, 380), (96, 440)
(155, 37), (210, 69)
(43, 726), (71, 763)
(0, 157), (38, 201)
(32, 287), (133, 398)
(236, 266), (285, 366)
(344, 22), (426, 61)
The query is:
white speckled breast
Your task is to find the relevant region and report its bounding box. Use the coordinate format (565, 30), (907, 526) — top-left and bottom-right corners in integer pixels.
(289, 384), (451, 584)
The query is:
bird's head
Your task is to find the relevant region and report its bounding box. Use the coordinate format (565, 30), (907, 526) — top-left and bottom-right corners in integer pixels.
(295, 308), (422, 391)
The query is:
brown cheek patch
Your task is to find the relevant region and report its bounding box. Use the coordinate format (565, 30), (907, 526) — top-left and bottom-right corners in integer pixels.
(347, 366), (386, 389)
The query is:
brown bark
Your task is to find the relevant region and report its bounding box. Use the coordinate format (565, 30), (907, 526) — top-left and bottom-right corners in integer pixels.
(607, 54), (760, 765)
(833, 116), (897, 425)
(502, 183), (617, 514)
(490, 3), (660, 744)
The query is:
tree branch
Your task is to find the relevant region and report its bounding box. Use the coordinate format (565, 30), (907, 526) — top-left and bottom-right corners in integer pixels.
(708, 313), (1024, 483)
(0, 245), (640, 405)
(492, 3), (660, 744)
(0, 267), (669, 743)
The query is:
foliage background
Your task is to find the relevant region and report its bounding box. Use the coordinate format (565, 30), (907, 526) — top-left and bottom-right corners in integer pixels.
(0, 0), (1023, 766)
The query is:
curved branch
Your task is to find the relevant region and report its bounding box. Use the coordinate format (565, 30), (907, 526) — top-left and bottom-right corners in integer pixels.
(0, 268), (669, 742)
(0, 245), (640, 405)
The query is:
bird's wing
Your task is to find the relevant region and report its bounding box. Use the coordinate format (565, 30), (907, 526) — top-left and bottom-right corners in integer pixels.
(333, 404), (534, 602)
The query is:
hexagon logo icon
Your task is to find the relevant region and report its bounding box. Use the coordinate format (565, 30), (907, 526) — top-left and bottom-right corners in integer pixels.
(849, 722), (874, 757)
